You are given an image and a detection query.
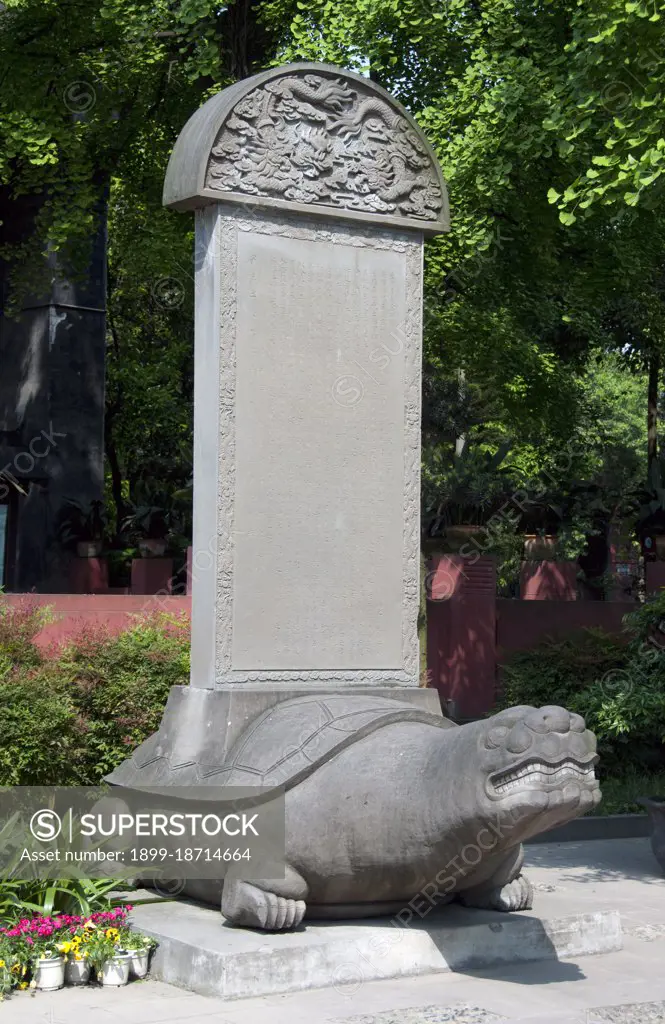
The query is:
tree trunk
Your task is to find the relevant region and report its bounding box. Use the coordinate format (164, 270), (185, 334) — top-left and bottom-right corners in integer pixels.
(648, 352), (660, 478)
(104, 417), (126, 540)
(455, 368), (466, 458)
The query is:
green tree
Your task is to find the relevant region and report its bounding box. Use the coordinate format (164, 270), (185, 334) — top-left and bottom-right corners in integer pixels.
(2, 0), (663, 543)
(1, 0), (278, 530)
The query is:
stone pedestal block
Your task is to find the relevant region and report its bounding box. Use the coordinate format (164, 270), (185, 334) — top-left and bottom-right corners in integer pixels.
(130, 897), (621, 1001)
(69, 556), (108, 594)
(520, 561), (578, 600)
(130, 557), (173, 596)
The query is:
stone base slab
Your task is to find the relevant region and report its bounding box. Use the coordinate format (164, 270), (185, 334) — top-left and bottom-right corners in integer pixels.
(130, 896), (622, 1000)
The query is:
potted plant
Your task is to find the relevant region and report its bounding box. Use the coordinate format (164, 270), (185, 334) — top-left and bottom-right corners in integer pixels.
(58, 935), (91, 986)
(0, 953), (13, 1001)
(422, 443), (515, 554)
(0, 935), (25, 1000)
(57, 498), (107, 557)
(519, 494), (568, 560)
(84, 925), (131, 987)
(120, 929), (156, 979)
(123, 505), (170, 558)
(32, 946), (65, 991)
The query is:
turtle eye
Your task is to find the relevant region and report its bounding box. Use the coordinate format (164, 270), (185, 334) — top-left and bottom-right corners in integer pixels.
(486, 725), (509, 749)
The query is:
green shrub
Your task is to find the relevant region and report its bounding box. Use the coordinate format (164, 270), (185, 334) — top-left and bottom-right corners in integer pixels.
(0, 603), (189, 786)
(63, 614), (190, 782)
(0, 600), (51, 676)
(0, 878), (125, 922)
(498, 628), (627, 711)
(0, 663), (84, 785)
(573, 604), (665, 776)
(499, 597), (665, 778)
(590, 770), (665, 815)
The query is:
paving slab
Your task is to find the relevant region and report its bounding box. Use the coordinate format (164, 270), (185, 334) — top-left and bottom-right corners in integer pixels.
(2, 840), (663, 1024)
(4, 933), (665, 1024)
(523, 836), (665, 932)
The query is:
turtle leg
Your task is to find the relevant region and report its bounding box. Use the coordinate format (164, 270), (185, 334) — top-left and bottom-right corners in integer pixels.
(222, 865), (309, 931)
(458, 844), (533, 912)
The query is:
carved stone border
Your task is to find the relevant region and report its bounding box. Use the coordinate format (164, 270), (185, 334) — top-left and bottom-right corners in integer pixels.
(212, 204), (422, 686)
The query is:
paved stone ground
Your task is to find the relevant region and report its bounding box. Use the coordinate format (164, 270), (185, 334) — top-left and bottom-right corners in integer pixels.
(3, 839), (665, 1024)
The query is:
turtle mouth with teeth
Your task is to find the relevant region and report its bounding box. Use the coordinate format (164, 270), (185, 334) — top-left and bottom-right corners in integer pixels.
(490, 757), (598, 796)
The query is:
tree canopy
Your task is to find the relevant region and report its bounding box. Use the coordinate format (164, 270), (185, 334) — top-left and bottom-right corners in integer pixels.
(1, 0), (663, 569)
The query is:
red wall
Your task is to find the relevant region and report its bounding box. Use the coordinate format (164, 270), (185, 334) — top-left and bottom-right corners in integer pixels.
(427, 587), (635, 718)
(646, 561), (665, 594)
(426, 556), (496, 719)
(1, 594), (191, 651)
(496, 599), (633, 657)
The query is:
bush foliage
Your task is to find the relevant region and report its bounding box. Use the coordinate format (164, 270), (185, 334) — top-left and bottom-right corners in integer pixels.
(499, 593), (665, 777)
(0, 600), (189, 786)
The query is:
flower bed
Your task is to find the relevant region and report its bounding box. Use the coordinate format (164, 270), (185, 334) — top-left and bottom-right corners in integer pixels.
(0, 906), (156, 996)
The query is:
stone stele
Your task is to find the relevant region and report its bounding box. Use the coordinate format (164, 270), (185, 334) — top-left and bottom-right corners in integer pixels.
(108, 64), (601, 931)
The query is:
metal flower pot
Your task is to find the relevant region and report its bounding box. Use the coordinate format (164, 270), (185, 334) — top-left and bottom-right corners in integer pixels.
(98, 953), (131, 987)
(638, 796), (665, 873)
(34, 956), (65, 991)
(126, 949), (149, 979)
(65, 957), (91, 986)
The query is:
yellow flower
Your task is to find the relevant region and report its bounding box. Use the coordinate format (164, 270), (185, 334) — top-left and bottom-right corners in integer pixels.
(0, 960), (5, 968)
(83, 921), (96, 931)
(18, 982), (28, 991)
(56, 942), (72, 955)
(10, 965), (21, 976)
(105, 928), (120, 941)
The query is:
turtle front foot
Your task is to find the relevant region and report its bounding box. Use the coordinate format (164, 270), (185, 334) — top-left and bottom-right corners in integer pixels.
(459, 873), (534, 913)
(222, 878), (307, 931)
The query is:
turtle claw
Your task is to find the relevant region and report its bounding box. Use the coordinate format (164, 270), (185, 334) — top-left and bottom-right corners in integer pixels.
(223, 879), (307, 931)
(459, 873), (534, 913)
(489, 874), (534, 912)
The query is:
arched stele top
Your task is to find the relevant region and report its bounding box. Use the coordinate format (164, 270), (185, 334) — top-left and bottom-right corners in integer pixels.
(163, 63), (449, 237)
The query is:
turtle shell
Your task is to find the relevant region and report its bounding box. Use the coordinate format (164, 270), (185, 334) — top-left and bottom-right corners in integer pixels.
(206, 693), (455, 791)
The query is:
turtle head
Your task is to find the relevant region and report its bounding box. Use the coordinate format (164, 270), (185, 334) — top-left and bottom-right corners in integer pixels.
(471, 705), (600, 842)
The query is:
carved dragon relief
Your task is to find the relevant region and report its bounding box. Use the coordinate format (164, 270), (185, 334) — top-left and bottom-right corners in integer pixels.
(205, 73), (444, 222)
